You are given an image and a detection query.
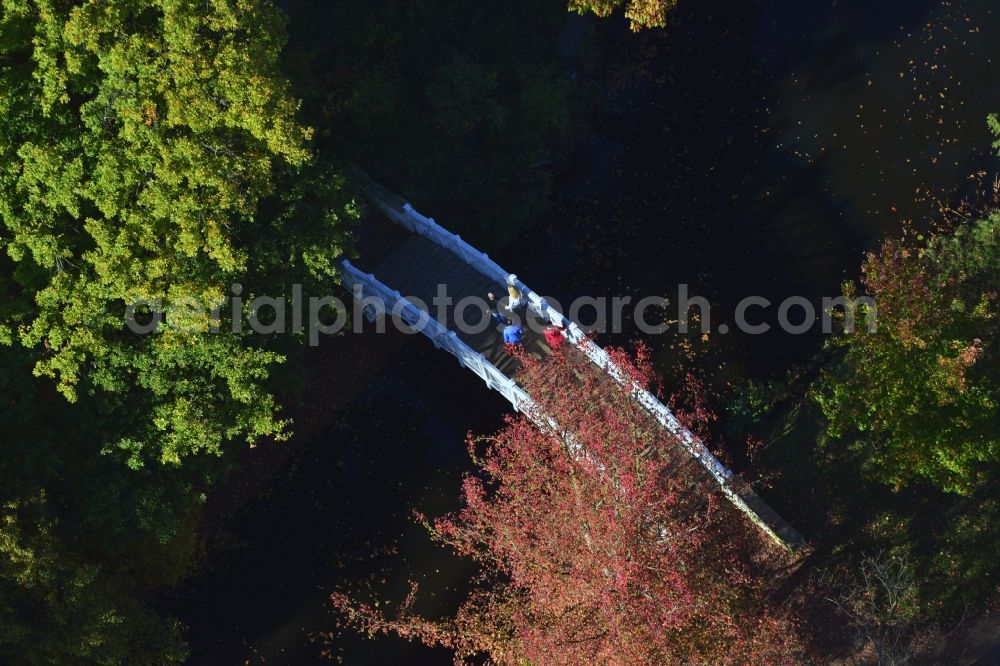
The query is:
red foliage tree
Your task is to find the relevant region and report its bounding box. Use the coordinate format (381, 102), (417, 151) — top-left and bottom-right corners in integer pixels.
(332, 343), (806, 664)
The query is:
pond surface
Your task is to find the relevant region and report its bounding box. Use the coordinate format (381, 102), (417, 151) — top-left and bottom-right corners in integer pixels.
(172, 336), (502, 664)
(527, 0), (999, 386)
(175, 1), (1000, 662)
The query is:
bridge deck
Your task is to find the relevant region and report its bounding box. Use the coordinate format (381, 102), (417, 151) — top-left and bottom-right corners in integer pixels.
(374, 234), (552, 376)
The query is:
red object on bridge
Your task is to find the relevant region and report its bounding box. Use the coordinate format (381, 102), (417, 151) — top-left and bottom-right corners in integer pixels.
(544, 324), (566, 350)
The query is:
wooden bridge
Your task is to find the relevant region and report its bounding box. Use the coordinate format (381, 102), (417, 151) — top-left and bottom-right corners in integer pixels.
(342, 169), (805, 552)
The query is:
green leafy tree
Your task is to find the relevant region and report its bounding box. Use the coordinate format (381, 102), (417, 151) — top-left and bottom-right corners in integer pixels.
(816, 212), (1000, 494)
(0, 0), (353, 463)
(988, 112), (1000, 149)
(0, 345), (204, 663)
(0, 0), (354, 661)
(568, 0), (677, 31)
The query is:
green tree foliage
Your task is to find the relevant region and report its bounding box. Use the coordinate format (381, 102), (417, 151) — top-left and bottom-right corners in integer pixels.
(0, 0), (355, 661)
(0, 345), (204, 663)
(0, 0), (355, 462)
(568, 0), (677, 31)
(816, 213), (1000, 494)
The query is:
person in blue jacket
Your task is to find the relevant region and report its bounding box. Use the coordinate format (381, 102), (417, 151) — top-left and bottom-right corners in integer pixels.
(502, 318), (524, 346)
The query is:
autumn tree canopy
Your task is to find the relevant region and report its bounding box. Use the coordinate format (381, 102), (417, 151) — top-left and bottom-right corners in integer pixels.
(334, 345), (805, 664)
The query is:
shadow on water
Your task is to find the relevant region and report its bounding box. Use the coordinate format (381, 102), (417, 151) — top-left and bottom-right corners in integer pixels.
(171, 332), (508, 664)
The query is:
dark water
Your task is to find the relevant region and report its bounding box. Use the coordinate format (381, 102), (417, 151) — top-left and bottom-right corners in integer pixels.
(174, 1), (1000, 663)
(172, 335), (501, 664)
(523, 0), (999, 386)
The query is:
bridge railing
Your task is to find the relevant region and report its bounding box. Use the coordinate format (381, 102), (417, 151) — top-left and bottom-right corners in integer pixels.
(340, 260), (533, 412)
(395, 204), (732, 477)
